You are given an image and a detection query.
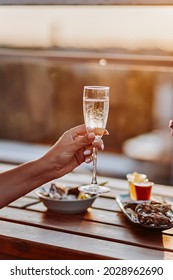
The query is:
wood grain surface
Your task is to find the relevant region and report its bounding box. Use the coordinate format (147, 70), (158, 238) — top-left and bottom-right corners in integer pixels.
(0, 172), (173, 260)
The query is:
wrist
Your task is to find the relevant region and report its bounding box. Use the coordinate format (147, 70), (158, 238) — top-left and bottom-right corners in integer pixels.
(36, 155), (56, 182)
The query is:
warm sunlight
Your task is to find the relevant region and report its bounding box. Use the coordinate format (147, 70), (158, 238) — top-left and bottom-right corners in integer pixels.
(0, 6), (173, 51)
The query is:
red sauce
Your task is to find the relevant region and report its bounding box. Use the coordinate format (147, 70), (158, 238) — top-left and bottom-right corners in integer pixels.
(134, 182), (153, 200)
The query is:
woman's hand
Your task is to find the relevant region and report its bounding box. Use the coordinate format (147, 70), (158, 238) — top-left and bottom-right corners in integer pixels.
(169, 120), (173, 135)
(43, 124), (108, 179)
(0, 124), (108, 208)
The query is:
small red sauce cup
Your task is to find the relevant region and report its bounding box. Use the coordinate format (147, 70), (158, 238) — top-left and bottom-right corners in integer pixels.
(134, 181), (154, 201)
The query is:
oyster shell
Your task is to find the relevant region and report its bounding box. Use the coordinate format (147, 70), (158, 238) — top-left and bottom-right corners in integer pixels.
(40, 183), (94, 201)
(124, 200), (173, 227)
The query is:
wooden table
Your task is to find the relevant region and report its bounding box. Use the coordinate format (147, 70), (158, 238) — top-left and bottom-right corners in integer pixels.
(0, 171), (173, 260)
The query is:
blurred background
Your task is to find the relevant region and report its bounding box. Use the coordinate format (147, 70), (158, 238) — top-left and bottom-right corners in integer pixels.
(0, 5), (173, 185)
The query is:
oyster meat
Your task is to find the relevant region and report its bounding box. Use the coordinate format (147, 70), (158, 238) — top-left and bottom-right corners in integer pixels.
(124, 200), (173, 227)
(40, 183), (93, 201)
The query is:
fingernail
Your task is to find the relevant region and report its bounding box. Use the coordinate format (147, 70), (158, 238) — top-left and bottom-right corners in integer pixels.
(85, 157), (91, 163)
(101, 143), (104, 150)
(105, 130), (109, 135)
(88, 132), (95, 140)
(84, 149), (91, 156)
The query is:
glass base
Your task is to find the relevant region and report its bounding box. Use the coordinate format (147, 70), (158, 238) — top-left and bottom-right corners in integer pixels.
(78, 184), (110, 195)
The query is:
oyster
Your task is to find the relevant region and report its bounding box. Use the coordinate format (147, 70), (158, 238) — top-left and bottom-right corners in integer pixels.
(124, 202), (138, 211)
(135, 201), (173, 226)
(40, 183), (94, 201)
(123, 200), (173, 227)
(49, 183), (67, 200)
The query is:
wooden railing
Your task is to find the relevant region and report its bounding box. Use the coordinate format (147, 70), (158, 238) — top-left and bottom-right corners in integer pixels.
(1, 48), (173, 71)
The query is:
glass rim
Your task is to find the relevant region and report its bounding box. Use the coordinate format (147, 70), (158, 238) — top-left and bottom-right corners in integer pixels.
(134, 182), (154, 187)
(84, 86), (109, 90)
(126, 173), (147, 179)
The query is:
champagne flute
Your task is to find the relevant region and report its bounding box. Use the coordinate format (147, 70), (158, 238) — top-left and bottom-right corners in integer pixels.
(79, 86), (110, 194)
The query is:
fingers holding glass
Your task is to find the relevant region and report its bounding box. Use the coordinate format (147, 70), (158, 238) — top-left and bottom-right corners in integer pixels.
(84, 139), (104, 164)
(169, 120), (173, 135)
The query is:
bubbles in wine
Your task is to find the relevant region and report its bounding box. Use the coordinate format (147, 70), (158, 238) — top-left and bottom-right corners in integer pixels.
(83, 97), (109, 137)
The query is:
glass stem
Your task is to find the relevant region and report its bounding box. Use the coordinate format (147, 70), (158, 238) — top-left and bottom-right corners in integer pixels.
(91, 147), (98, 185)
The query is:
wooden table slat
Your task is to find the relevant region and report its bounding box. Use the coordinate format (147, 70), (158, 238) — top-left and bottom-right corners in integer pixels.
(27, 202), (124, 226)
(1, 171), (173, 260)
(1, 206), (173, 252)
(9, 197), (39, 208)
(1, 220), (173, 260)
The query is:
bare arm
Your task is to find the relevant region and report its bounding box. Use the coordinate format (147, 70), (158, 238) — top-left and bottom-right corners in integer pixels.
(0, 158), (53, 208)
(0, 124), (106, 209)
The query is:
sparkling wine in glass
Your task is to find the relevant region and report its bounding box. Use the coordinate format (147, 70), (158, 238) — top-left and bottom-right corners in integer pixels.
(79, 86), (110, 194)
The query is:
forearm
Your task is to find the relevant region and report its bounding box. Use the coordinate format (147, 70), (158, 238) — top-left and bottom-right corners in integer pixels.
(0, 125), (98, 209)
(0, 157), (54, 209)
